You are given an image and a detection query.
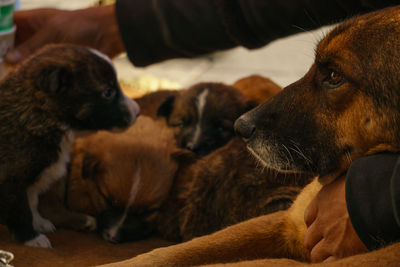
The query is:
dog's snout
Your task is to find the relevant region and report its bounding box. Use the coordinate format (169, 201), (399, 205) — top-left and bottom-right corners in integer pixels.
(234, 116), (256, 141)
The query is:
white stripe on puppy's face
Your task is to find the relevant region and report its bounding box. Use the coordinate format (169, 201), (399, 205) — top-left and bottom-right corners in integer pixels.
(188, 89), (209, 148)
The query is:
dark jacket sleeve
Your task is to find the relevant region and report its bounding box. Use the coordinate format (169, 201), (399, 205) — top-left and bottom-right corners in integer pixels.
(115, 0), (397, 66)
(346, 153), (400, 250)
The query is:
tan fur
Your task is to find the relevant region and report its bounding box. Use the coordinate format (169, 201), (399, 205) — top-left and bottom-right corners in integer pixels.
(233, 75), (282, 104)
(67, 116), (179, 215)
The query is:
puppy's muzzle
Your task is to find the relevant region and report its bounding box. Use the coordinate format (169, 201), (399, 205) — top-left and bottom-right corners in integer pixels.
(234, 115), (256, 142)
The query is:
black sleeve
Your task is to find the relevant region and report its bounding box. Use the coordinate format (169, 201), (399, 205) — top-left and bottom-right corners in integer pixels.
(115, 0), (397, 66)
(346, 153), (400, 250)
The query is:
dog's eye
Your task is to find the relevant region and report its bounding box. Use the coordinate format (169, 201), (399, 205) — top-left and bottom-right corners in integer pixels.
(324, 71), (344, 89)
(102, 88), (116, 99)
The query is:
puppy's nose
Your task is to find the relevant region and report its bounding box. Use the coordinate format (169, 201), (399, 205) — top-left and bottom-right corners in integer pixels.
(234, 116), (256, 141)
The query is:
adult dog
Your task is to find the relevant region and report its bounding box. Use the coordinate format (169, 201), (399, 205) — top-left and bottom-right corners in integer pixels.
(100, 6), (400, 267)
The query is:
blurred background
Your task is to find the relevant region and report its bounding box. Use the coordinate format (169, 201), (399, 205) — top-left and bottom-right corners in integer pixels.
(19, 0), (330, 95)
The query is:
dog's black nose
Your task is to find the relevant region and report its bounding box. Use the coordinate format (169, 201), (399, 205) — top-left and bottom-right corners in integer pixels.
(234, 116), (256, 140)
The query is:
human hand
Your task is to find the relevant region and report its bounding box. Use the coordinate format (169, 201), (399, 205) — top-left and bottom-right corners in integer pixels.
(5, 5), (124, 64)
(303, 176), (368, 262)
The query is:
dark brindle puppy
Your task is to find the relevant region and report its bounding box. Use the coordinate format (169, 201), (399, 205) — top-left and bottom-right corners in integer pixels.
(100, 6), (400, 266)
(157, 82), (256, 156)
(0, 44), (139, 248)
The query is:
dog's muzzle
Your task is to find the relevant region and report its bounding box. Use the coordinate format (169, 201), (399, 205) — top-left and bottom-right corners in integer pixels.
(234, 114), (256, 142)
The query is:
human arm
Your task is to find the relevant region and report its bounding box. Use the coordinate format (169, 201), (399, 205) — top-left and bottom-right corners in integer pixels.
(6, 0), (398, 65)
(115, 0), (398, 66)
(5, 5), (124, 64)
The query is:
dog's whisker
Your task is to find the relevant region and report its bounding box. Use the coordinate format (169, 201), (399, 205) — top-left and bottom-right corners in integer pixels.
(282, 144), (295, 168)
(288, 145), (312, 165)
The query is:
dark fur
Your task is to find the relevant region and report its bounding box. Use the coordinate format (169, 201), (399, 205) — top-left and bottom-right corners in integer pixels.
(0, 44), (138, 246)
(157, 82), (257, 156)
(148, 137), (312, 242)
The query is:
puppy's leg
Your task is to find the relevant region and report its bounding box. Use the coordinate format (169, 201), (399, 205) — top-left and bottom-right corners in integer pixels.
(0, 184), (51, 248)
(27, 186), (56, 233)
(39, 179), (96, 232)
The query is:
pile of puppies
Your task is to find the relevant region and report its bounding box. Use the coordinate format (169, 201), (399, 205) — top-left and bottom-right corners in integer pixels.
(39, 75), (311, 244)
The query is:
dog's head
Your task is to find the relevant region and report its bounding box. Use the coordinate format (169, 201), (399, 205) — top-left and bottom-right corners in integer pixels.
(19, 44), (140, 131)
(235, 7), (400, 182)
(157, 82), (256, 156)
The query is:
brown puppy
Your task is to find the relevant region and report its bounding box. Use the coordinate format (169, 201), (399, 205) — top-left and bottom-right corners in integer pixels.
(99, 6), (400, 266)
(147, 137), (311, 242)
(65, 116), (180, 243)
(157, 82), (256, 156)
(134, 89), (179, 119)
(233, 74), (282, 104)
(0, 44), (139, 248)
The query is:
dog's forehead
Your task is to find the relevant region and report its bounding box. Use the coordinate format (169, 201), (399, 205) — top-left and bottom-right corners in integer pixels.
(315, 7), (400, 74)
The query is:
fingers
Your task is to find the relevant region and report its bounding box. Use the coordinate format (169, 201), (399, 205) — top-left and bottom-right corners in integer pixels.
(309, 239), (332, 263)
(304, 195), (318, 227)
(324, 256), (338, 262)
(304, 219), (323, 252)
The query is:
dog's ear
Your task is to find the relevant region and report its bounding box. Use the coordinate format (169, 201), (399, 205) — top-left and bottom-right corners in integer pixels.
(81, 154), (100, 179)
(35, 66), (73, 95)
(157, 95), (175, 118)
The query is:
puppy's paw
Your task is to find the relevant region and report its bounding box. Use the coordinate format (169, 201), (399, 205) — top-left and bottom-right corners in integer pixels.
(24, 234), (52, 248)
(33, 215), (56, 233)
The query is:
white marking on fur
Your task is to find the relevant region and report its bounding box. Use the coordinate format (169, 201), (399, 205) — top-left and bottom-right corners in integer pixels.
(27, 130), (75, 234)
(84, 215), (97, 231)
(189, 89), (208, 148)
(24, 234), (52, 248)
(103, 168), (142, 242)
(89, 48), (113, 66)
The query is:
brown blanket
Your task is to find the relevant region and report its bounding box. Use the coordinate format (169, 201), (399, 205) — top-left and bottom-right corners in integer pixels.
(0, 226), (173, 267)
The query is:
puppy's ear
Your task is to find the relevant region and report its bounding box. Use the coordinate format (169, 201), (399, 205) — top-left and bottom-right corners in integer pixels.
(157, 95), (175, 118)
(81, 154), (100, 179)
(35, 66), (72, 95)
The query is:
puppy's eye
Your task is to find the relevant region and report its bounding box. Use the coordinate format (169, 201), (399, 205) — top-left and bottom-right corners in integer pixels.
(170, 121), (185, 128)
(217, 120), (233, 132)
(217, 126), (226, 132)
(324, 71), (344, 89)
(102, 88), (116, 99)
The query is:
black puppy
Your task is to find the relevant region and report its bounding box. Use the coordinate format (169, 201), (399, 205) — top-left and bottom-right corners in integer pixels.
(157, 83), (256, 156)
(0, 44), (140, 248)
